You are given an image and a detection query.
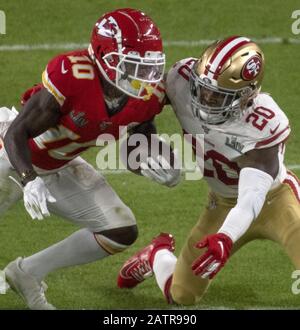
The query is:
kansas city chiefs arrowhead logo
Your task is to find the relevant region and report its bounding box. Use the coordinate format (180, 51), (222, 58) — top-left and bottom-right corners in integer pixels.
(241, 55), (262, 80)
(96, 16), (119, 38)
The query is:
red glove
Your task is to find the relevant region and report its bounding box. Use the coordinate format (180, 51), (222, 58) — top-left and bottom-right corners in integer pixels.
(192, 233), (233, 279)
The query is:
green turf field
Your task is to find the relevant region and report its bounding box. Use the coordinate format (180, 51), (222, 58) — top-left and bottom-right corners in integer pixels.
(0, 0), (300, 309)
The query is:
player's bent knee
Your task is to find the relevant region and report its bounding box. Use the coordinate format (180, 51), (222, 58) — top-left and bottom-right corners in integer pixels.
(170, 284), (201, 306)
(95, 225), (138, 255)
(104, 205), (136, 229)
(105, 224), (138, 246)
(116, 205), (136, 227)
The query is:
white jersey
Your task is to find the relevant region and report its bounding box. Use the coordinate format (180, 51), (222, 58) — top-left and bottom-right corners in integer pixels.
(166, 58), (291, 198)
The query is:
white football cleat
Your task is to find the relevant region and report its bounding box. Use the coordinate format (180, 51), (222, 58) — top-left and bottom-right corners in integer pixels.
(4, 257), (56, 310)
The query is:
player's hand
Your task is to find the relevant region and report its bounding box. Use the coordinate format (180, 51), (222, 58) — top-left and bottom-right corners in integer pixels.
(192, 233), (233, 279)
(23, 177), (56, 220)
(140, 151), (181, 187)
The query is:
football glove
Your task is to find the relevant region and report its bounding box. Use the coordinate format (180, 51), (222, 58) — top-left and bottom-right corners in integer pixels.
(140, 151), (181, 187)
(192, 233), (233, 279)
(23, 176), (56, 220)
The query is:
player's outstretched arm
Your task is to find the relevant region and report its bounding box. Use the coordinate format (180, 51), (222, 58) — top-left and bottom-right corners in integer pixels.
(5, 88), (61, 179)
(192, 146), (278, 279)
(4, 89), (61, 219)
(122, 120), (181, 187)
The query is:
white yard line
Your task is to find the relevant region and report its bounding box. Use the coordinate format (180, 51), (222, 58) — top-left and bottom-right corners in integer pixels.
(0, 38), (299, 175)
(0, 37), (300, 52)
(288, 164), (300, 170)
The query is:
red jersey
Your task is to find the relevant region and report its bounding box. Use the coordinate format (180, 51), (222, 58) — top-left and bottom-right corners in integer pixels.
(22, 50), (165, 170)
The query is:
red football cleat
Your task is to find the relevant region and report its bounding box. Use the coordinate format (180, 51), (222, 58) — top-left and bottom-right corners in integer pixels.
(117, 233), (175, 289)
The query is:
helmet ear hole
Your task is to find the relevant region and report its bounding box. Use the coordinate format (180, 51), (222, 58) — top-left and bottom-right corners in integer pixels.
(240, 86), (253, 97)
(106, 54), (114, 64)
(97, 47), (102, 56)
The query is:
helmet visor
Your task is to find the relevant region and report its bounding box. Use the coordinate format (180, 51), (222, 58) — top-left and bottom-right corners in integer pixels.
(190, 70), (240, 124)
(103, 51), (165, 99)
(123, 56), (165, 81)
(191, 72), (236, 109)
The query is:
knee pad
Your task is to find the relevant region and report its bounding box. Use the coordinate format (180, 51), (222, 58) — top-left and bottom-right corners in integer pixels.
(94, 233), (130, 255)
(104, 205), (137, 231)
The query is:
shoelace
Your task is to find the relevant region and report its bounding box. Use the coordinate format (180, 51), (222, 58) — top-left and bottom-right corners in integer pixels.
(30, 285), (51, 308)
(131, 260), (152, 282)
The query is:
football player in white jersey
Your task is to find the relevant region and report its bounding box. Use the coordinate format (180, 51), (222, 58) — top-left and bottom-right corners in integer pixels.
(117, 36), (300, 305)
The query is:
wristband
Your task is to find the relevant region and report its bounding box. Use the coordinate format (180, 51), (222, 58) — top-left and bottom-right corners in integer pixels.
(20, 170), (37, 186)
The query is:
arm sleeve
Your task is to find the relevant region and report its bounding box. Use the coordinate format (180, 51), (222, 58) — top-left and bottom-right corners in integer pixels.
(218, 167), (274, 243)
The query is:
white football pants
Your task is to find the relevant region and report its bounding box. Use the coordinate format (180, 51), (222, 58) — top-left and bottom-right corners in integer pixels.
(0, 107), (136, 231)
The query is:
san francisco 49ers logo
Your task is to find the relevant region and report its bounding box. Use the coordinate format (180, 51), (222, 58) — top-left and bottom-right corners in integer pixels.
(241, 56), (262, 80)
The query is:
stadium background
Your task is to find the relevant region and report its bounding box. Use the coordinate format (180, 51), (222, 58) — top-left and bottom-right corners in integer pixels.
(0, 0), (299, 309)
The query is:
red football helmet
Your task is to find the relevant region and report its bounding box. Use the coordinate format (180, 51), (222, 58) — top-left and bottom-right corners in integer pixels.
(89, 8), (165, 99)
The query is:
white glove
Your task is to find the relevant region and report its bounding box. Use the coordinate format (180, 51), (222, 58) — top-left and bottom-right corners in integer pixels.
(23, 177), (56, 220)
(0, 106), (18, 138)
(0, 270), (10, 294)
(140, 152), (181, 187)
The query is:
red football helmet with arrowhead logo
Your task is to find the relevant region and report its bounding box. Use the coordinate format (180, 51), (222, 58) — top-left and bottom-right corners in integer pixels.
(89, 8), (165, 100)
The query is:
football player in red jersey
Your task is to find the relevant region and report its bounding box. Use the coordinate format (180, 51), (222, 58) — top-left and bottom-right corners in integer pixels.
(0, 8), (179, 309)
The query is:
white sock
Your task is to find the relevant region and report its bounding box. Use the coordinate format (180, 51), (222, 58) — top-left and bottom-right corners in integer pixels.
(153, 249), (177, 293)
(21, 228), (109, 282)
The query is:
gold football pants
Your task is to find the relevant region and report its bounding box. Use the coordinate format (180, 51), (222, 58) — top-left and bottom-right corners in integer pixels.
(170, 181), (300, 305)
